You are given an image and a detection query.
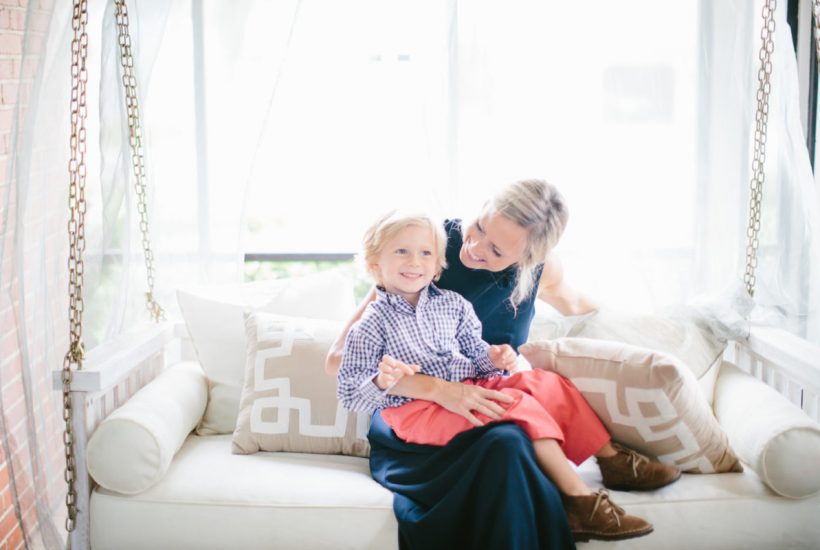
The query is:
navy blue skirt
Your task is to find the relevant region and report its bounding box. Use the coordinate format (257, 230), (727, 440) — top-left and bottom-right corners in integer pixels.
(368, 411), (575, 550)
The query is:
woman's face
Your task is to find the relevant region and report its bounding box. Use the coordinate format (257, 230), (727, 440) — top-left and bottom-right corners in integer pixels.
(459, 212), (529, 272)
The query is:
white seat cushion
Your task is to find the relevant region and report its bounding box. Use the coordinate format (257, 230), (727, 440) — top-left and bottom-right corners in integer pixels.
(575, 459), (820, 549)
(91, 435), (820, 550)
(90, 435), (396, 550)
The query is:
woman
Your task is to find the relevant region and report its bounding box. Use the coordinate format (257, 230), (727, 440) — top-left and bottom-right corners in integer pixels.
(327, 180), (598, 549)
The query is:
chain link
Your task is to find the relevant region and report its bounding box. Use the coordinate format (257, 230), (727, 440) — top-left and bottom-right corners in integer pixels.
(114, 0), (165, 322)
(744, 0), (776, 298)
(63, 0), (89, 535)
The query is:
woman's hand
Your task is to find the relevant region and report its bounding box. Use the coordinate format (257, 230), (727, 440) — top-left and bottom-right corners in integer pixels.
(376, 355), (420, 390)
(432, 379), (514, 427)
(488, 344), (517, 372)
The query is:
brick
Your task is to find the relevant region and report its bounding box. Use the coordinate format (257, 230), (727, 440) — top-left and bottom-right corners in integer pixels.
(0, 511), (19, 544)
(0, 370), (21, 397)
(0, 59), (12, 80)
(3, 398), (23, 431)
(0, 109), (13, 133)
(6, 527), (22, 550)
(0, 84), (17, 105)
(0, 507), (10, 528)
(0, 329), (17, 358)
(0, 347), (19, 368)
(7, 10), (25, 32)
(0, 34), (21, 55)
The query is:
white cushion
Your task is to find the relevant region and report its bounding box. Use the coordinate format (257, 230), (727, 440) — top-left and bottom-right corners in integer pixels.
(90, 435), (397, 550)
(714, 362), (820, 498)
(177, 270), (356, 434)
(89, 434), (820, 550)
(86, 362), (208, 494)
(574, 458), (820, 549)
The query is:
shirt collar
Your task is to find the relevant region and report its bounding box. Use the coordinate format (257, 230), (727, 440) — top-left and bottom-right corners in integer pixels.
(375, 282), (443, 313)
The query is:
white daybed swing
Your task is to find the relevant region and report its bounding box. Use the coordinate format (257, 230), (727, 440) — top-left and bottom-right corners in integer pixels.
(55, 1), (820, 549)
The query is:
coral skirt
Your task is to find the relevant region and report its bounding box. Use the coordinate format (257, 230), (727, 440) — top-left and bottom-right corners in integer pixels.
(380, 369), (610, 465)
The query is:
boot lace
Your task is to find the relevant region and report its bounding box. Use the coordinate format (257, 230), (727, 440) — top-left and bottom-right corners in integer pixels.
(589, 490), (625, 527)
(618, 445), (648, 478)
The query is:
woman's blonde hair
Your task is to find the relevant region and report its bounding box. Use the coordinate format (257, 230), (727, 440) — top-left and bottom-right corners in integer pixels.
(479, 179), (569, 307)
(362, 210), (448, 285)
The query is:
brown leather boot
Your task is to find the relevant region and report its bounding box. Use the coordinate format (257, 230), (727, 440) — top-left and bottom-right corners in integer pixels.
(562, 490), (653, 542)
(597, 442), (682, 491)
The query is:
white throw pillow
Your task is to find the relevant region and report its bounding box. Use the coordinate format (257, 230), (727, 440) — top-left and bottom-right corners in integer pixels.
(714, 363), (820, 498)
(177, 270), (356, 434)
(86, 362), (208, 494)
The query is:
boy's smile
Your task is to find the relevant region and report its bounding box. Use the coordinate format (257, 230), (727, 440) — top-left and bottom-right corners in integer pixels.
(372, 224), (440, 307)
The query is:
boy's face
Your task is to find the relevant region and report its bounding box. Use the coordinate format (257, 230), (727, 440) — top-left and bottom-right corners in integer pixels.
(372, 224), (439, 305)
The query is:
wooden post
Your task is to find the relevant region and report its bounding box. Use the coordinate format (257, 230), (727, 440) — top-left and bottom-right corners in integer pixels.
(70, 392), (91, 550)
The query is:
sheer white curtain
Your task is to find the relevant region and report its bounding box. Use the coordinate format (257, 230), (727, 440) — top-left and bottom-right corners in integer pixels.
(241, 0), (455, 255)
(1, 1), (301, 546)
(92, 0), (303, 347)
(454, 0), (820, 344)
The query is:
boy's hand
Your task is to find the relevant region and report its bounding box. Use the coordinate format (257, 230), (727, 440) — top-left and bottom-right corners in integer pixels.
(488, 344), (517, 372)
(375, 355), (420, 390)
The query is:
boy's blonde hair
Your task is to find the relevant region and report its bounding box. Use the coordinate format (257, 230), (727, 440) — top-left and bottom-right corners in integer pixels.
(362, 210), (448, 285)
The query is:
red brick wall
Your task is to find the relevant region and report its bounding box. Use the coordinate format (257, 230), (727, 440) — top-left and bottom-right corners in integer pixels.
(1, 0), (61, 549)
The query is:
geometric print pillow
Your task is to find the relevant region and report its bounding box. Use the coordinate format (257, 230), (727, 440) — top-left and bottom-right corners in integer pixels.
(232, 312), (371, 457)
(519, 337), (742, 474)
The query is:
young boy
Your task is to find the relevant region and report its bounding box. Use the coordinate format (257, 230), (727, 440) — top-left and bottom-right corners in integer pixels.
(337, 210), (679, 542)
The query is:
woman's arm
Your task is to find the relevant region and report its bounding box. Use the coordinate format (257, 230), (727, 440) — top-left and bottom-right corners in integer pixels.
(536, 254), (598, 315)
(325, 287), (377, 375)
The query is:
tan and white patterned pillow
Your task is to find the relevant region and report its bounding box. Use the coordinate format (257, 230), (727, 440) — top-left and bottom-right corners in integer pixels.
(519, 337), (741, 474)
(232, 312), (370, 457)
(528, 308), (727, 403)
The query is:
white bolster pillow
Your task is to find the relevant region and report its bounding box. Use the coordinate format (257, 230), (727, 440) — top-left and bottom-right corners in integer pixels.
(714, 362), (820, 498)
(86, 361), (208, 494)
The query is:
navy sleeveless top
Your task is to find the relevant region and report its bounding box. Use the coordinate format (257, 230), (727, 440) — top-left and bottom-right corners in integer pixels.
(436, 219), (543, 350)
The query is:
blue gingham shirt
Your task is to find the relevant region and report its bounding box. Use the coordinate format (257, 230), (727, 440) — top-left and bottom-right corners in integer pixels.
(337, 283), (504, 413)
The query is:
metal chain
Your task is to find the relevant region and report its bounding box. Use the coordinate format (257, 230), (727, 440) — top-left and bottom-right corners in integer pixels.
(63, 0), (89, 535)
(114, 0), (165, 322)
(744, 0), (776, 298)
